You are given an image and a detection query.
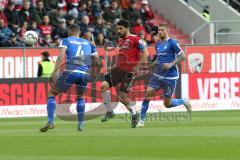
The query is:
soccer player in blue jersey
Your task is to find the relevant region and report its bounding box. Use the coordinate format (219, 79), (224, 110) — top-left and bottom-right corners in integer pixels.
(40, 24), (101, 132)
(137, 23), (191, 127)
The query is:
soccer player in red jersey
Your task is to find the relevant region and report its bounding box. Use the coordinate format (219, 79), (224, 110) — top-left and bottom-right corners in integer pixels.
(100, 19), (149, 128)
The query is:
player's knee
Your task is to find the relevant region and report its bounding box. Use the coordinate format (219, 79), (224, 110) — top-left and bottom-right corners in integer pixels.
(144, 96), (151, 101)
(145, 91), (154, 100)
(164, 101), (171, 108)
(119, 92), (130, 105)
(100, 81), (110, 92)
(48, 88), (58, 97)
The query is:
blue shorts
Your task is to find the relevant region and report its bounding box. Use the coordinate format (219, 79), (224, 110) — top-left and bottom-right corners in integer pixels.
(148, 75), (177, 98)
(54, 70), (91, 94)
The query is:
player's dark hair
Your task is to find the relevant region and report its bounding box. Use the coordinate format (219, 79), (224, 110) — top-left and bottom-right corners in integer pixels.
(117, 19), (130, 28)
(68, 24), (80, 33)
(159, 22), (169, 28)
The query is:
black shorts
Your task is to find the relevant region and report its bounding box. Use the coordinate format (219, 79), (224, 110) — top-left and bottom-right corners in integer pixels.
(104, 66), (136, 93)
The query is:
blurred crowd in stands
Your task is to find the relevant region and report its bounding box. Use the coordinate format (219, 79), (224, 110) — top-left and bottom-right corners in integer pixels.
(224, 0), (240, 12)
(0, 0), (159, 47)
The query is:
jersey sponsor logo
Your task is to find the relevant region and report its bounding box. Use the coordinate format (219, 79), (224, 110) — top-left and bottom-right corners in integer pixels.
(188, 53), (204, 73)
(157, 52), (167, 55)
(69, 41), (89, 45)
(119, 39), (131, 50)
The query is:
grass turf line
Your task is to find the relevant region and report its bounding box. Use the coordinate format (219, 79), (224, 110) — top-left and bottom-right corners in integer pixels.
(0, 110), (240, 160)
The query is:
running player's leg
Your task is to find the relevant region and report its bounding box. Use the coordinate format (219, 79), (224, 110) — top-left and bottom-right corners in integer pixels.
(162, 79), (191, 112)
(40, 71), (72, 132)
(118, 92), (132, 113)
(118, 91), (139, 128)
(76, 86), (86, 131)
(101, 67), (121, 122)
(39, 88), (58, 132)
(162, 79), (180, 108)
(46, 89), (58, 125)
(75, 73), (90, 131)
(164, 97), (191, 112)
(119, 72), (136, 113)
(101, 80), (116, 122)
(140, 87), (155, 119)
(137, 76), (159, 127)
(119, 72), (140, 128)
(101, 81), (112, 112)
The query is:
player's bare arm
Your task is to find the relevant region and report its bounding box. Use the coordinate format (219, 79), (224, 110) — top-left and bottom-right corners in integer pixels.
(142, 53), (158, 70)
(48, 47), (66, 94)
(142, 59), (157, 70)
(91, 54), (102, 80)
(133, 47), (149, 71)
(104, 41), (119, 52)
(91, 55), (102, 68)
(163, 52), (186, 70)
(54, 47), (66, 72)
(104, 43), (118, 71)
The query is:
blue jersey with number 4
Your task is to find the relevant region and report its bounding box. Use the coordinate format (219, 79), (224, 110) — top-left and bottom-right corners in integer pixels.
(154, 38), (183, 79)
(59, 36), (97, 72)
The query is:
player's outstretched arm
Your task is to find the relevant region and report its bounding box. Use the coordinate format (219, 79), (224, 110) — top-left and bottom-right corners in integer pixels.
(104, 41), (119, 52)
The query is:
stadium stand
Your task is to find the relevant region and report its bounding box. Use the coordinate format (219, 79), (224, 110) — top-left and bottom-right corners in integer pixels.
(223, 0), (240, 13)
(0, 0), (190, 47)
(149, 14), (190, 45)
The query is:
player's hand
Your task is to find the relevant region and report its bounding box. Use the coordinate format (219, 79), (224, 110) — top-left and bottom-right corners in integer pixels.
(106, 65), (116, 73)
(106, 66), (113, 73)
(141, 65), (149, 70)
(162, 63), (173, 71)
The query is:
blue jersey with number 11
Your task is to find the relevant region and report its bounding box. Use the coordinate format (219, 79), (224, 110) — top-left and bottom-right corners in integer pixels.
(59, 36), (97, 72)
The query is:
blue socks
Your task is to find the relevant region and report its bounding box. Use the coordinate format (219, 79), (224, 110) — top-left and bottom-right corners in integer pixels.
(140, 99), (185, 121)
(47, 96), (56, 124)
(140, 100), (150, 121)
(47, 97), (85, 127)
(76, 98), (85, 126)
(170, 99), (184, 107)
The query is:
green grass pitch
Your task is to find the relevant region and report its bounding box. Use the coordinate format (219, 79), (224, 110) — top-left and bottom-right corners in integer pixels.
(0, 110), (240, 160)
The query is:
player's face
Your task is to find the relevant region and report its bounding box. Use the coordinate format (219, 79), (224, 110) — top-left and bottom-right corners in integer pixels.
(158, 26), (168, 40)
(116, 25), (127, 38)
